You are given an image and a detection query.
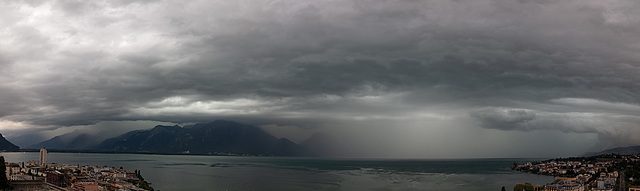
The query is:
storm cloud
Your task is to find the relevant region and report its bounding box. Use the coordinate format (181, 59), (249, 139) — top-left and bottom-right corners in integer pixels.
(1, 0), (640, 157)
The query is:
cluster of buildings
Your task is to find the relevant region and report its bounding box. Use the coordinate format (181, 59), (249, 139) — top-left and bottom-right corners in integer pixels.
(513, 157), (621, 191)
(540, 174), (616, 191)
(513, 160), (614, 176)
(5, 147), (152, 191)
(515, 174), (618, 191)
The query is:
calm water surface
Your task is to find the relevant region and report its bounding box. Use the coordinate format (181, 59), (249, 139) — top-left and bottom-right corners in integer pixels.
(0, 152), (554, 191)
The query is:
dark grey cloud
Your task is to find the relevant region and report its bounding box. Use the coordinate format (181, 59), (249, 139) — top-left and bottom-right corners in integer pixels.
(1, 0), (640, 156)
(470, 101), (640, 146)
(470, 108), (537, 131)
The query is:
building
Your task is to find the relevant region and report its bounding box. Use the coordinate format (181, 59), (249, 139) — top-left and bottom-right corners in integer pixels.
(11, 180), (67, 191)
(39, 147), (47, 167)
(46, 171), (65, 187)
(595, 177), (616, 190)
(544, 178), (584, 191)
(73, 181), (101, 191)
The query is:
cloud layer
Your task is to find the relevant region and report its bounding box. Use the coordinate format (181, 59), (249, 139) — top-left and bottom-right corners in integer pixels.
(1, 0), (640, 156)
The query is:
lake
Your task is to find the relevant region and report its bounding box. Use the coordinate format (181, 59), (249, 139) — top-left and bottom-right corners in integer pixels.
(0, 152), (554, 190)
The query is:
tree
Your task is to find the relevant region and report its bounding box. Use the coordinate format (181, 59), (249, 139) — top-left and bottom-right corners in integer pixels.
(0, 156), (12, 190)
(513, 183), (534, 191)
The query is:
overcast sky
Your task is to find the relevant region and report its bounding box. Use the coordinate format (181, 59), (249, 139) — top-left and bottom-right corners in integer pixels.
(1, 0), (640, 158)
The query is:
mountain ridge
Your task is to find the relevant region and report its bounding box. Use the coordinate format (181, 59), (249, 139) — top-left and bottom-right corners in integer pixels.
(92, 120), (310, 156)
(29, 131), (103, 150)
(0, 133), (20, 151)
(584, 145), (640, 156)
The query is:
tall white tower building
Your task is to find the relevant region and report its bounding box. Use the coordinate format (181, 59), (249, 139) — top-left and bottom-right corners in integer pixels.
(39, 147), (47, 167)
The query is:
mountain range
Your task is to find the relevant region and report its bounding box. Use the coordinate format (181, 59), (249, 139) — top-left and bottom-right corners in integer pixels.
(7, 120), (640, 157)
(94, 120), (309, 156)
(26, 120), (310, 156)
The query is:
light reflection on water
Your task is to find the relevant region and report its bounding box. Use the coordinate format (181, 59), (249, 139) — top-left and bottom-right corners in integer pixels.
(0, 152), (554, 191)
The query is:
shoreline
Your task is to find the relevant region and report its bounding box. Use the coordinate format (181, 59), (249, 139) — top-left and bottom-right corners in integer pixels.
(6, 149), (289, 157)
(4, 150), (554, 161)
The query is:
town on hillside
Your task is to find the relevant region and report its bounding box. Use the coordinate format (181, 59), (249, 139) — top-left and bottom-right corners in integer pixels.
(2, 147), (153, 191)
(512, 154), (640, 191)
